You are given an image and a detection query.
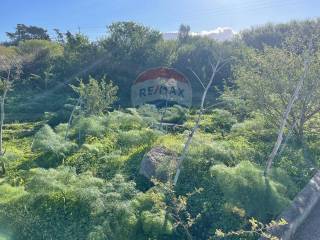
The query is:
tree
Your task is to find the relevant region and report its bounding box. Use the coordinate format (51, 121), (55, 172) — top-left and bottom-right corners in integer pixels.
(234, 45), (320, 141)
(60, 32), (98, 74)
(173, 54), (230, 185)
(53, 28), (65, 44)
(6, 24), (50, 45)
(240, 19), (320, 51)
(178, 24), (191, 44)
(173, 37), (233, 105)
(0, 46), (22, 156)
(104, 22), (161, 59)
(264, 51), (311, 176)
(17, 39), (63, 89)
(234, 41), (320, 175)
(100, 22), (162, 103)
(102, 21), (162, 69)
(71, 76), (118, 115)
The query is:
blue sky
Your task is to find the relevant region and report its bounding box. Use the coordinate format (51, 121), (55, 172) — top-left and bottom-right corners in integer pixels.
(0, 0), (319, 41)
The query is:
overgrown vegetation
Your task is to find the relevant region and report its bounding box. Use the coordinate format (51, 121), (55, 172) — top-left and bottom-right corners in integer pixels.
(0, 18), (320, 239)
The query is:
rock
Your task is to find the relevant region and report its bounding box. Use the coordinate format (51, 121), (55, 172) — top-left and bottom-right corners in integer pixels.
(139, 146), (178, 182)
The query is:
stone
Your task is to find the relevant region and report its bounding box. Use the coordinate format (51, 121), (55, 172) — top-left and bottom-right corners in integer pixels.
(139, 146), (178, 182)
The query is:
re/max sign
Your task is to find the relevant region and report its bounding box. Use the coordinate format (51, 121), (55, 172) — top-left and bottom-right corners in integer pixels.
(139, 85), (185, 98)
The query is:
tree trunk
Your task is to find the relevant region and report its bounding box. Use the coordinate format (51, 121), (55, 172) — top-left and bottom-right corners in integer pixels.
(173, 110), (203, 185)
(0, 92), (6, 156)
(264, 57), (310, 176)
(0, 68), (13, 177)
(65, 97), (81, 140)
(173, 59), (221, 185)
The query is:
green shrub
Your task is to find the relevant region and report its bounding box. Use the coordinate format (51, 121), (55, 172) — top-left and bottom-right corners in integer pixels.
(162, 105), (188, 124)
(54, 123), (68, 137)
(210, 109), (237, 135)
(133, 190), (173, 237)
(184, 114), (212, 132)
(45, 102), (74, 126)
(65, 148), (99, 174)
(72, 115), (108, 141)
(276, 146), (314, 189)
(231, 114), (274, 142)
(71, 76), (118, 115)
(32, 125), (77, 157)
(134, 104), (161, 125)
(155, 134), (185, 153)
(305, 134), (320, 168)
(0, 184), (26, 204)
(219, 90), (251, 121)
(184, 109), (237, 136)
(211, 161), (293, 221)
(180, 133), (255, 169)
(117, 129), (161, 150)
(96, 151), (128, 179)
(141, 209), (173, 236)
(123, 145), (151, 185)
(231, 115), (276, 164)
(65, 135), (118, 177)
(0, 168), (173, 240)
(107, 111), (146, 131)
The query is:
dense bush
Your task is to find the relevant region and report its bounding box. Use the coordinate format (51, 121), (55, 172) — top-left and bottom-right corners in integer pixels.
(64, 134), (117, 176)
(128, 104), (161, 126)
(1, 19), (320, 240)
(211, 161), (293, 222)
(0, 168), (173, 240)
(117, 129), (161, 150)
(161, 105), (188, 124)
(184, 109), (237, 136)
(0, 105), (315, 240)
(230, 115), (276, 165)
(32, 125), (77, 162)
(32, 125), (75, 153)
(107, 111), (147, 131)
(71, 115), (108, 141)
(210, 109), (237, 136)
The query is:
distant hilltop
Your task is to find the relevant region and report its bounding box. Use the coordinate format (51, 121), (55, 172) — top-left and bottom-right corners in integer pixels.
(162, 27), (236, 42)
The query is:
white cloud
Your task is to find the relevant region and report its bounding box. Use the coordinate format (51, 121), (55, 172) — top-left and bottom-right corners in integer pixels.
(197, 27), (237, 36)
(163, 27), (236, 41)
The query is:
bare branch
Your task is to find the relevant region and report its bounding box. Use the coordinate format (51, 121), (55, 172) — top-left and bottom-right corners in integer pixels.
(173, 56), (223, 185)
(65, 97), (82, 140)
(188, 68), (205, 89)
